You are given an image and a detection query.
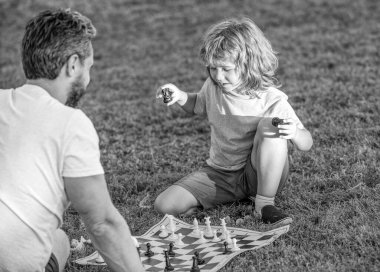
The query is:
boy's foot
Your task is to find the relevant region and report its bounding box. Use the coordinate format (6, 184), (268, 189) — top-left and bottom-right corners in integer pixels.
(260, 205), (293, 226)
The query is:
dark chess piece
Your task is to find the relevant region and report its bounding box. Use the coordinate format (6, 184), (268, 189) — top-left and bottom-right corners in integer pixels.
(223, 241), (229, 254)
(190, 256), (200, 272)
(162, 88), (173, 103)
(272, 117), (285, 127)
(144, 242), (154, 257)
(194, 251), (205, 265)
(168, 242), (175, 257)
(164, 250), (174, 271)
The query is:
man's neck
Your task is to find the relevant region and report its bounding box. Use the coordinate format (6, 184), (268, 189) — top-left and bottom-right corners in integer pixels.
(26, 79), (66, 104)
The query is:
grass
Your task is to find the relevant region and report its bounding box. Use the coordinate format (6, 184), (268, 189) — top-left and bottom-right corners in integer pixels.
(1, 0), (379, 271)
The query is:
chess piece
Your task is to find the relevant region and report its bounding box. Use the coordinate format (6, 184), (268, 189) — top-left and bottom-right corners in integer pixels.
(204, 216), (213, 238)
(159, 225), (169, 238)
(231, 238), (240, 252)
(164, 250), (174, 271)
(190, 256), (200, 272)
(220, 219), (227, 240)
(223, 241), (229, 254)
(198, 230), (206, 243)
(194, 251), (205, 265)
(272, 117), (285, 127)
(168, 215), (178, 240)
(212, 229), (220, 242)
(192, 218), (201, 236)
(145, 243), (154, 257)
(168, 242), (175, 257)
(175, 233), (185, 246)
(162, 88), (173, 103)
(225, 230), (232, 245)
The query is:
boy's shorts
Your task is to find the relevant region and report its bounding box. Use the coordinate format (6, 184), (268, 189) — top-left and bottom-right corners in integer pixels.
(175, 155), (289, 209)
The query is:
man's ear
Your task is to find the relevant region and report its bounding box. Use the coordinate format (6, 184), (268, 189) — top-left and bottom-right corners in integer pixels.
(65, 54), (81, 77)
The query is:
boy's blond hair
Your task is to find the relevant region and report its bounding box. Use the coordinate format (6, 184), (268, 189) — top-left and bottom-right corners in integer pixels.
(200, 17), (280, 96)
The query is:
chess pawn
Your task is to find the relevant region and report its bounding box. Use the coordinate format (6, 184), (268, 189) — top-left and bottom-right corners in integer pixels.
(211, 230), (220, 242)
(198, 230), (207, 243)
(204, 217), (213, 238)
(164, 250), (174, 271)
(190, 256), (200, 272)
(168, 215), (176, 233)
(159, 225), (169, 238)
(225, 230), (232, 245)
(194, 251), (205, 265)
(231, 238), (240, 252)
(192, 218), (201, 236)
(220, 225), (228, 240)
(175, 233), (185, 246)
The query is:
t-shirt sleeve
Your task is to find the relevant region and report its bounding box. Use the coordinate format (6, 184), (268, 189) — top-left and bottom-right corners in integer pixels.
(62, 110), (104, 177)
(269, 99), (305, 129)
(193, 78), (211, 116)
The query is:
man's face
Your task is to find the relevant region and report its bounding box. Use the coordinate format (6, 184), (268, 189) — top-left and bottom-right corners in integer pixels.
(65, 44), (94, 108)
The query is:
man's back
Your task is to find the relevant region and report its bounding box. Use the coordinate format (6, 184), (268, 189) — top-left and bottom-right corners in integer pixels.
(0, 84), (103, 271)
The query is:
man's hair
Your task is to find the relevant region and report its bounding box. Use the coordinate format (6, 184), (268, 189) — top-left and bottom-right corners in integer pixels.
(200, 17), (280, 95)
(21, 9), (96, 80)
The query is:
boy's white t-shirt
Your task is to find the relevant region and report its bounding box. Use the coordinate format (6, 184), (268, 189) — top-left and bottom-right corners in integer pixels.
(194, 78), (305, 171)
(0, 84), (104, 271)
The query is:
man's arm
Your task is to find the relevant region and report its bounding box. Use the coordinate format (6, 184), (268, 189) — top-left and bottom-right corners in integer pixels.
(64, 174), (145, 272)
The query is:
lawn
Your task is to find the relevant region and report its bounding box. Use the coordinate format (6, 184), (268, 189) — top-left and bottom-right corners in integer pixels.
(0, 0), (379, 271)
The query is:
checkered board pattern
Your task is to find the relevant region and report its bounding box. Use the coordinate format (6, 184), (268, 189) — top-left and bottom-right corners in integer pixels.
(74, 214), (289, 271)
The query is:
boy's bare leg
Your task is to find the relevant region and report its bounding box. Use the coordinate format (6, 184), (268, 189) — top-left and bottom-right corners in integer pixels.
(251, 118), (288, 197)
(154, 185), (200, 216)
(251, 118), (292, 225)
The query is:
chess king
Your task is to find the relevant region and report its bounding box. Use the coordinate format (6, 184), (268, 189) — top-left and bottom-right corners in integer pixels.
(0, 9), (144, 272)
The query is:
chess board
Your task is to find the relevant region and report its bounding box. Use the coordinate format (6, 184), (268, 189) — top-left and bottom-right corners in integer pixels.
(74, 214), (290, 271)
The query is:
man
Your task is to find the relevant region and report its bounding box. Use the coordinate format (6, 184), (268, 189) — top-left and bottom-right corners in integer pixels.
(0, 9), (144, 272)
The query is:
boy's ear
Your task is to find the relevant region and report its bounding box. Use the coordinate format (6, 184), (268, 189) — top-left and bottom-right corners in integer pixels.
(65, 54), (81, 77)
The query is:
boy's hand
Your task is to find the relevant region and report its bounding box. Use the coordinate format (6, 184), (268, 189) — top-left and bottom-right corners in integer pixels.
(156, 83), (188, 106)
(277, 118), (298, 140)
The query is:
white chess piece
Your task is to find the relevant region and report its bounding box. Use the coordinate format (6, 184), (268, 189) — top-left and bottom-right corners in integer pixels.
(204, 216), (213, 238)
(192, 218), (201, 236)
(159, 225), (169, 238)
(225, 230), (232, 245)
(168, 215), (178, 240)
(231, 238), (240, 252)
(175, 233), (185, 246)
(220, 224), (228, 240)
(220, 217), (226, 226)
(211, 230), (220, 242)
(198, 230), (206, 243)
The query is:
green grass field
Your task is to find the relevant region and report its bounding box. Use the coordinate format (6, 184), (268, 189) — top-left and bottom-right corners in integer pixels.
(1, 0), (379, 271)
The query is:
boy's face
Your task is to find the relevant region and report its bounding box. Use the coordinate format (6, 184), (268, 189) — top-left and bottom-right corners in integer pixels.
(208, 57), (241, 93)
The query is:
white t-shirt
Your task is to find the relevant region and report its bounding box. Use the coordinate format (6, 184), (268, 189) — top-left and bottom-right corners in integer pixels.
(0, 84), (104, 271)
(194, 78), (305, 171)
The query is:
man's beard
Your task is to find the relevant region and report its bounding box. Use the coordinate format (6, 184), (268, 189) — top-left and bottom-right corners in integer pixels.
(65, 76), (86, 108)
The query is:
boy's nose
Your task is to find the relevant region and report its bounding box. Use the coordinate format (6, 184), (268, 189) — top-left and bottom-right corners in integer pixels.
(215, 70), (224, 81)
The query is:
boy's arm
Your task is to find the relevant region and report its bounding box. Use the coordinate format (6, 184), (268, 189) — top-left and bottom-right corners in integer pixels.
(178, 93), (197, 115)
(277, 118), (313, 151)
(291, 127), (313, 151)
(64, 174), (145, 272)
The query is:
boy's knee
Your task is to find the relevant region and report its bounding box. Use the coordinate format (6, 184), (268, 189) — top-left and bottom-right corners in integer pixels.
(154, 194), (174, 215)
